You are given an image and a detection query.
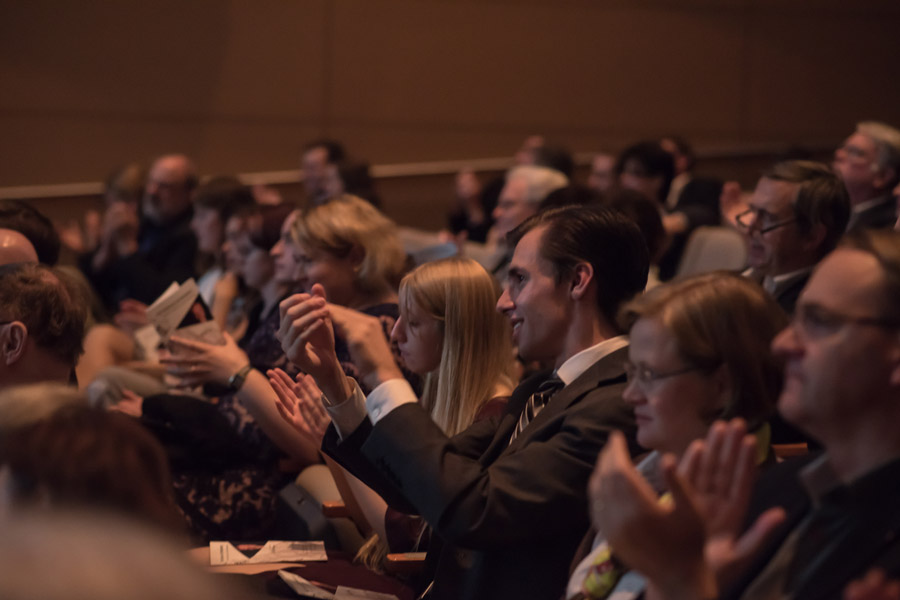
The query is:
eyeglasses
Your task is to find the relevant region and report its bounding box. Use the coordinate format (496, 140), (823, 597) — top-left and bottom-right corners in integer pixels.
(735, 208), (797, 234)
(623, 360), (702, 390)
(793, 302), (900, 339)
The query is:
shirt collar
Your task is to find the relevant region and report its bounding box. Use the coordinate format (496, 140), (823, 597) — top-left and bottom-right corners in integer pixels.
(556, 335), (628, 386)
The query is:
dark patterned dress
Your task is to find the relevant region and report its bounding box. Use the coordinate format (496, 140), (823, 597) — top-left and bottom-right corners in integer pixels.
(169, 301), (418, 542)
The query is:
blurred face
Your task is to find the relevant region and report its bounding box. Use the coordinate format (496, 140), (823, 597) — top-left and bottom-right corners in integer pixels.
(240, 241), (275, 291)
(742, 177), (806, 276)
(391, 298), (444, 375)
(271, 211), (301, 284)
(222, 215), (250, 274)
(618, 158), (663, 203)
(295, 243), (358, 306)
(143, 156), (192, 224)
(493, 177), (536, 239)
(772, 248), (899, 443)
(587, 154), (615, 193)
(833, 132), (882, 203)
(496, 226), (570, 366)
(624, 317), (724, 456)
(302, 147), (330, 201)
(322, 164), (344, 199)
(190, 206), (223, 254)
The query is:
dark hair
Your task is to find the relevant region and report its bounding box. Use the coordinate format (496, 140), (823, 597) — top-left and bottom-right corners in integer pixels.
(0, 263), (87, 367)
(615, 141), (676, 204)
(532, 144), (575, 178)
(762, 160), (851, 259)
(508, 206), (649, 329)
(334, 160), (382, 208)
(0, 200), (61, 266)
(661, 136), (695, 171)
(192, 176), (256, 223)
(539, 184), (603, 211)
(248, 203), (295, 252)
(0, 405), (181, 531)
(304, 139), (346, 163)
(603, 188), (667, 263)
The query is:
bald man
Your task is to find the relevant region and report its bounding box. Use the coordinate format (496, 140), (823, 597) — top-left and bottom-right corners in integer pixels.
(0, 228), (38, 265)
(81, 154), (199, 311)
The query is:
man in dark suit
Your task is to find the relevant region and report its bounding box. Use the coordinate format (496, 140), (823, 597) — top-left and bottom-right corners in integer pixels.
(833, 121), (900, 232)
(738, 161), (849, 315)
(280, 206), (648, 600)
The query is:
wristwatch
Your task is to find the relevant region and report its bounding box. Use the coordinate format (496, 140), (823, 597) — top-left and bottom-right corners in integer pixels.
(228, 364), (253, 391)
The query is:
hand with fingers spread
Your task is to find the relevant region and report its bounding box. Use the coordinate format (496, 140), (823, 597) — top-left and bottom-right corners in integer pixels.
(589, 432), (716, 600)
(268, 368), (332, 444)
(160, 332), (250, 388)
(327, 302), (403, 391)
(678, 420), (786, 591)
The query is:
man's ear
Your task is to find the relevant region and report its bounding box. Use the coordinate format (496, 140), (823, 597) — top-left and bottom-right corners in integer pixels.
(873, 166), (896, 192)
(0, 322), (28, 366)
(347, 244), (365, 271)
(801, 223), (827, 255)
(569, 262), (594, 300)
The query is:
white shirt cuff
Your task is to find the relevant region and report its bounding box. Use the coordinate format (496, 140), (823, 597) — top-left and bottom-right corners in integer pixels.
(365, 378), (418, 424)
(324, 380), (368, 440)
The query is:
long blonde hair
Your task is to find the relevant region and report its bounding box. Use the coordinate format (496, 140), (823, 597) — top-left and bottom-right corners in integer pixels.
(399, 257), (515, 436)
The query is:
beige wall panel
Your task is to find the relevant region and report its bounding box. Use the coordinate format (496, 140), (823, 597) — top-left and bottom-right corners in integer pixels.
(0, 1), (327, 118)
(743, 11), (900, 142)
(0, 116), (318, 186)
(329, 1), (743, 137)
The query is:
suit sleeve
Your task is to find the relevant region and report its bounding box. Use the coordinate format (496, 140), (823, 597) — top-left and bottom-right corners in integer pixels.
(360, 383), (632, 549)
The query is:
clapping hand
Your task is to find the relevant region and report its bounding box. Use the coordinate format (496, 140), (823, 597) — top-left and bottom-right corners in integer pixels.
(268, 368), (332, 444)
(160, 332), (249, 388)
(327, 303), (403, 391)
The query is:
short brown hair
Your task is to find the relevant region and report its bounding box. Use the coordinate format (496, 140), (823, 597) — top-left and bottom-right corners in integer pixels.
(508, 206), (649, 329)
(620, 272), (788, 427)
(762, 160), (850, 258)
(0, 263), (87, 367)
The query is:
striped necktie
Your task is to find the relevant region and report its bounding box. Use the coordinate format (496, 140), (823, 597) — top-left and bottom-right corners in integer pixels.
(510, 375), (565, 444)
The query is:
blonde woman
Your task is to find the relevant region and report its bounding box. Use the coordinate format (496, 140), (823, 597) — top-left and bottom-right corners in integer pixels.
(270, 257), (515, 562)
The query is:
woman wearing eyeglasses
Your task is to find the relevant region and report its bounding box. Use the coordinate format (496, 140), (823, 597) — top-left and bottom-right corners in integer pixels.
(566, 271), (787, 600)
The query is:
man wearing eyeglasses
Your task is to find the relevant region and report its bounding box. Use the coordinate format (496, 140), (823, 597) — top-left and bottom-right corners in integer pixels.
(833, 121), (900, 232)
(737, 160), (850, 315)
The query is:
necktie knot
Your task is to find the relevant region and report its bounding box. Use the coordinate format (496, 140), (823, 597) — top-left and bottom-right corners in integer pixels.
(510, 375), (565, 443)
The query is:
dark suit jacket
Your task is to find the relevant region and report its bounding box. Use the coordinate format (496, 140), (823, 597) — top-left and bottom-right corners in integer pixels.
(724, 453), (900, 600)
(848, 196), (896, 232)
(773, 270), (810, 316)
(659, 176), (723, 281)
(323, 347), (638, 600)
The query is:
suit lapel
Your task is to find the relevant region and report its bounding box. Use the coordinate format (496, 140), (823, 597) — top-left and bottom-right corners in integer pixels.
(505, 347), (629, 452)
(478, 370), (552, 464)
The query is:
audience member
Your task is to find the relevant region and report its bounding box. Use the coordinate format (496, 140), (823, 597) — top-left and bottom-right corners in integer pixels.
(279, 206), (648, 600)
(0, 511), (255, 600)
(590, 229), (900, 600)
(0, 199), (61, 265)
(737, 160), (850, 314)
(81, 153), (199, 313)
(322, 159), (382, 208)
(0, 403), (182, 531)
(616, 141), (675, 207)
(657, 136), (724, 279)
(302, 139), (346, 205)
(271, 257), (515, 570)
(603, 189), (667, 289)
(567, 272), (786, 600)
(833, 121), (900, 231)
(190, 176), (256, 325)
(539, 183), (604, 211)
(0, 228), (38, 264)
(0, 263), (87, 390)
(587, 153), (617, 194)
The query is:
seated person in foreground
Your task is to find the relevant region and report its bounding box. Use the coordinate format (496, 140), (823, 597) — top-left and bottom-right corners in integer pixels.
(566, 272), (786, 600)
(270, 257), (515, 571)
(590, 229), (900, 600)
(278, 206), (648, 600)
